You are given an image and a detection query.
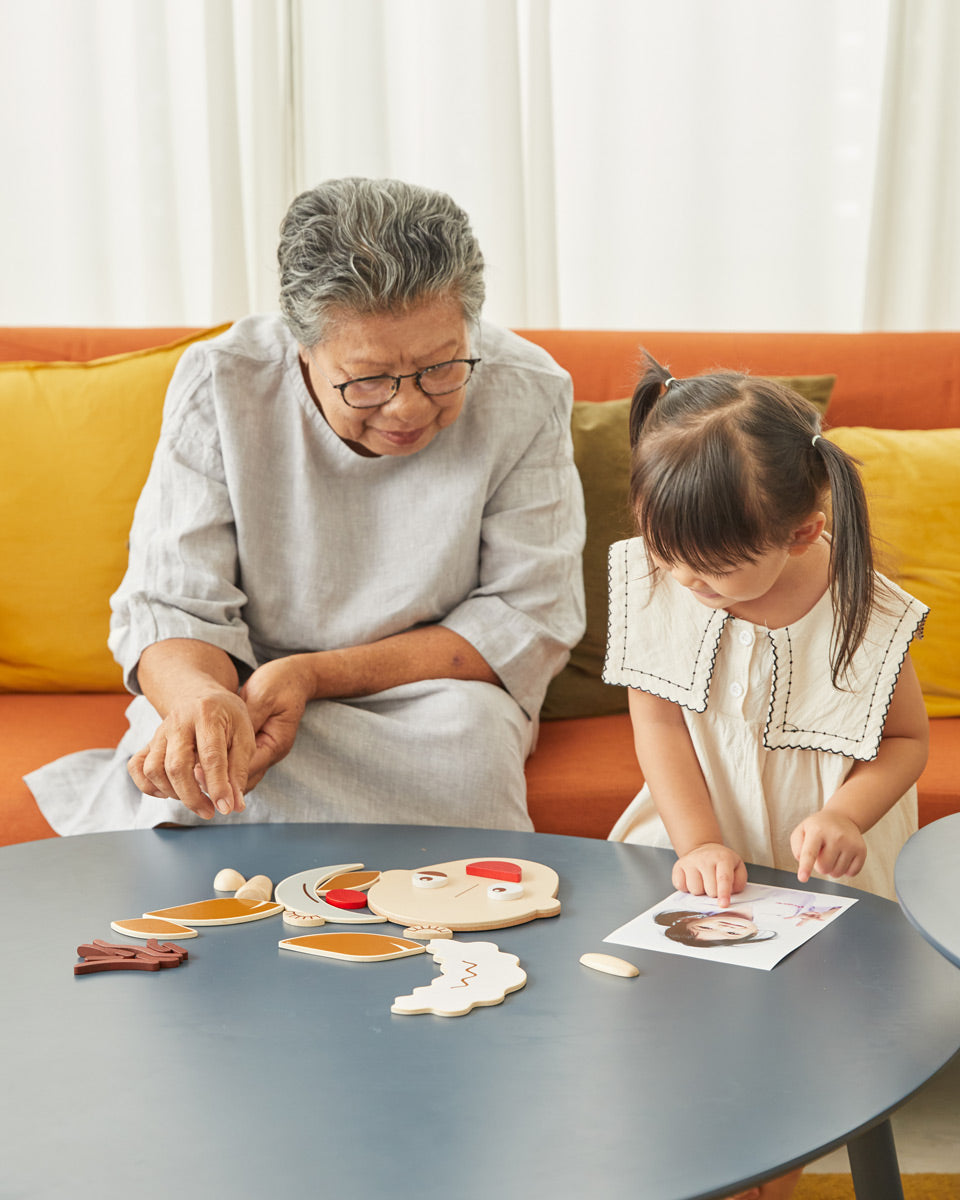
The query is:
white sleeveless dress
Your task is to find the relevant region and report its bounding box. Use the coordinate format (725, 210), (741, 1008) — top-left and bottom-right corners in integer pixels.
(603, 537), (928, 899)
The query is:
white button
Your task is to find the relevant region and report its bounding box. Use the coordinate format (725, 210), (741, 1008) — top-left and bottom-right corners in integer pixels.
(738, 628), (754, 646)
(729, 682), (745, 699)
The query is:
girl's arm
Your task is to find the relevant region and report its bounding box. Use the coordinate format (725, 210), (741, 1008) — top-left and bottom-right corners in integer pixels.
(628, 687), (747, 907)
(791, 656), (929, 882)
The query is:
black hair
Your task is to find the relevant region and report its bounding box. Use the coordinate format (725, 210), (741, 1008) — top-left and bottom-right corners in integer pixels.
(654, 910), (777, 948)
(628, 351), (878, 686)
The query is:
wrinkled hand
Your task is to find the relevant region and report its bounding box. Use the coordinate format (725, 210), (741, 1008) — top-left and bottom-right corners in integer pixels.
(128, 689), (255, 820)
(791, 810), (866, 883)
(672, 843), (748, 909)
(239, 656), (315, 789)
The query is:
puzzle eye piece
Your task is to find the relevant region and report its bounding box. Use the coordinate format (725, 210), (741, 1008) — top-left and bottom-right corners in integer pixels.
(487, 882), (524, 901)
(413, 871), (448, 889)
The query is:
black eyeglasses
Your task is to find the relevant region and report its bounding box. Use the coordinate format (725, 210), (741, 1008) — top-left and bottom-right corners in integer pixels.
(321, 358), (481, 409)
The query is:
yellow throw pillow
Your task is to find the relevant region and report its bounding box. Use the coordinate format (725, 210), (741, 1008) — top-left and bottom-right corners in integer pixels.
(827, 427), (960, 718)
(542, 375), (837, 721)
(0, 325), (230, 692)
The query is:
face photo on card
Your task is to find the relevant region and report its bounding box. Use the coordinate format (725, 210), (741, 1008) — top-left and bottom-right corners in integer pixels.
(604, 882), (857, 970)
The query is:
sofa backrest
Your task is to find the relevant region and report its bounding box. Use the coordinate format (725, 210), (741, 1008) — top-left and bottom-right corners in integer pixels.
(5, 324), (957, 431)
(0, 327), (204, 363)
(517, 329), (960, 429)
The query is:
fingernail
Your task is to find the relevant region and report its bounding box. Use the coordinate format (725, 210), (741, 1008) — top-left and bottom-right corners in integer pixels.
(215, 799), (232, 815)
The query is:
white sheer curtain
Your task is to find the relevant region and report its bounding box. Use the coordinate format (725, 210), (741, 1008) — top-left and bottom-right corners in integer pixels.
(0, 0), (291, 326)
(863, 0), (960, 329)
(0, 0), (956, 331)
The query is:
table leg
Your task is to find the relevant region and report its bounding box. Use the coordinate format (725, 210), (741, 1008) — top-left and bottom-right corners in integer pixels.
(846, 1119), (904, 1200)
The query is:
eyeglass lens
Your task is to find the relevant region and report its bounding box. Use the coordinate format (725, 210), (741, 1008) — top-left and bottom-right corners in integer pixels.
(342, 359), (475, 407)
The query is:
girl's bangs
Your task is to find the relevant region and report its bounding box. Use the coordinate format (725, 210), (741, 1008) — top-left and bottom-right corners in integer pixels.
(636, 460), (769, 573)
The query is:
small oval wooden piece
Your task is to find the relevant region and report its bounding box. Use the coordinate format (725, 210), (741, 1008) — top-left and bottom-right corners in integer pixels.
(235, 874), (273, 901)
(579, 952), (639, 978)
(214, 868), (247, 891)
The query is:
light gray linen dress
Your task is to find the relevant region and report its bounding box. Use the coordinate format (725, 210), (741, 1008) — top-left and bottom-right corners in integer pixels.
(603, 537), (927, 899)
(28, 315), (585, 834)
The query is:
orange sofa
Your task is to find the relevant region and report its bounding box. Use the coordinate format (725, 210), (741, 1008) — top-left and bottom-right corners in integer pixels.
(2, 325), (958, 848)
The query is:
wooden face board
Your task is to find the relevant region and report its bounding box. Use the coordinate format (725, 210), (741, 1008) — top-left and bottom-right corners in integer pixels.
(274, 864), (387, 924)
(365, 858), (560, 932)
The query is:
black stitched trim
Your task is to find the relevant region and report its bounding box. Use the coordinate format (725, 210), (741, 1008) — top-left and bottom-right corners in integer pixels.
(601, 539), (628, 684)
(762, 596), (928, 761)
(601, 538), (725, 713)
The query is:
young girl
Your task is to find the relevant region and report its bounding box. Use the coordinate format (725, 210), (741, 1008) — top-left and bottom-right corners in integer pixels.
(603, 353), (929, 908)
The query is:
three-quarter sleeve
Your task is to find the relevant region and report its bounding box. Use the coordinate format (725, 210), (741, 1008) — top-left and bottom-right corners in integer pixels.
(442, 370), (586, 718)
(108, 347), (256, 693)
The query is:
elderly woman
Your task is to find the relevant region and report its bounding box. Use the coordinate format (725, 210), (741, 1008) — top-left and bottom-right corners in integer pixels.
(29, 177), (585, 834)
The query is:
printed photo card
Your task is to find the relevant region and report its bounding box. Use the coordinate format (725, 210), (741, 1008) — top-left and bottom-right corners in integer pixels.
(604, 882), (858, 971)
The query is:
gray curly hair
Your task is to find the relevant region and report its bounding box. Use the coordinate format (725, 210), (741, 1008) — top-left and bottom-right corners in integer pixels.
(277, 177), (486, 347)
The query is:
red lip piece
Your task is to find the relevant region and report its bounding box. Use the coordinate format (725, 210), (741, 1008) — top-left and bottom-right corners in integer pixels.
(323, 889), (371, 910)
(465, 860), (522, 883)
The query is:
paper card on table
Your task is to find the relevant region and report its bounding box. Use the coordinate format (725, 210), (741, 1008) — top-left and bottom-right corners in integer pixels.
(604, 882), (857, 971)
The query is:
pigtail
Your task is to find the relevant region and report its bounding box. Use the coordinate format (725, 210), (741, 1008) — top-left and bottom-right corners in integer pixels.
(813, 435), (876, 685)
(628, 353), (674, 448)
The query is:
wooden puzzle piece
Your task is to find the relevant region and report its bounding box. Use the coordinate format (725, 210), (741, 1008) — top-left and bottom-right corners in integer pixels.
(137, 940), (190, 966)
(366, 858), (560, 931)
(75, 956), (160, 974)
(278, 932), (426, 963)
(323, 889), (370, 910)
(282, 910), (326, 927)
(487, 882), (524, 901)
(402, 924), (453, 940)
(213, 867), (246, 891)
(466, 860), (523, 883)
(144, 898), (283, 926)
(579, 952), (640, 978)
(78, 941), (137, 959)
(317, 870), (380, 894)
(391, 939), (526, 1017)
(413, 871), (448, 889)
(234, 874), (273, 901)
(274, 865), (387, 924)
(74, 940), (189, 975)
(111, 917), (199, 940)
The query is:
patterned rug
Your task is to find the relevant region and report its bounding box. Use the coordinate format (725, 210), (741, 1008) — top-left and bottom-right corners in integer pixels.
(796, 1176), (960, 1200)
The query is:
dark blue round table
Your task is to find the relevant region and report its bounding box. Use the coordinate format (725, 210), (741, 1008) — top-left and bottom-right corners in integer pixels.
(896, 812), (960, 969)
(3, 823), (959, 1199)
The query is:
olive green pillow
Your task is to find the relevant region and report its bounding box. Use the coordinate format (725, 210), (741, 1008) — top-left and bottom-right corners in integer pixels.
(541, 375), (836, 720)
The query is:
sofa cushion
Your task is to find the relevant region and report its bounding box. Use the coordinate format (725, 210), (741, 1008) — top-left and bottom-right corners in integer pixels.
(0, 325), (229, 692)
(542, 375), (836, 720)
(827, 426), (960, 718)
(0, 693), (133, 846)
